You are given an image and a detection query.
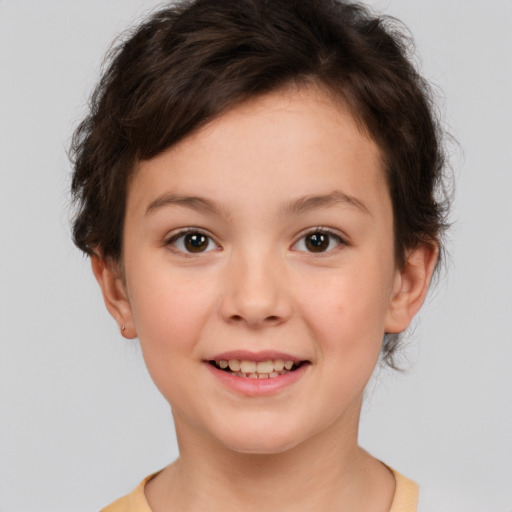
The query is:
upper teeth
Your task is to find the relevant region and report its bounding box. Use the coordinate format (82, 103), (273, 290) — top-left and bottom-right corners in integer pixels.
(216, 359), (295, 374)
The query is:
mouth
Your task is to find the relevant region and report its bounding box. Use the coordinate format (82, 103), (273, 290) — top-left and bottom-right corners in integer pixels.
(209, 358), (308, 379)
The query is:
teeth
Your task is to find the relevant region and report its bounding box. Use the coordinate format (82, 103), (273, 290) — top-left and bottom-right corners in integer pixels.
(228, 359), (241, 372)
(217, 358), (298, 377)
(256, 361), (274, 373)
(273, 359), (285, 371)
(240, 361), (257, 373)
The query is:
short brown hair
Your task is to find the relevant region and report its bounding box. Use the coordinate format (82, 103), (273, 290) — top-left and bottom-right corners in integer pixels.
(70, 0), (451, 366)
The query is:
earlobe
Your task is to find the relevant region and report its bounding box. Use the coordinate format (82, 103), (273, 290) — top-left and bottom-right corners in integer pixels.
(90, 254), (137, 339)
(385, 244), (438, 334)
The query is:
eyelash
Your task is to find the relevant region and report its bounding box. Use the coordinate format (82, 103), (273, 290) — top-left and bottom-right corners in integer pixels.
(164, 227), (348, 255)
(164, 228), (219, 255)
(292, 228), (348, 254)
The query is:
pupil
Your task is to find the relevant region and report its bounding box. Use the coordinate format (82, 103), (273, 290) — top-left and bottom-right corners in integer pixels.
(185, 233), (207, 252)
(306, 233), (328, 252)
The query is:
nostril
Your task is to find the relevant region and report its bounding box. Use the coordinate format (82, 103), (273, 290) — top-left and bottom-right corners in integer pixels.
(226, 312), (286, 327)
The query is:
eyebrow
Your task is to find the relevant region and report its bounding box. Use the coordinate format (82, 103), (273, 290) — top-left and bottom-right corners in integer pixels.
(145, 194), (226, 217)
(279, 191), (371, 216)
(145, 190), (370, 218)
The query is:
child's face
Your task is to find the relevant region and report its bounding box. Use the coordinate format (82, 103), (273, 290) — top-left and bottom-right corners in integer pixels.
(105, 87), (412, 454)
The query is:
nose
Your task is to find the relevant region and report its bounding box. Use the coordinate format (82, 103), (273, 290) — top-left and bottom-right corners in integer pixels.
(218, 248), (293, 329)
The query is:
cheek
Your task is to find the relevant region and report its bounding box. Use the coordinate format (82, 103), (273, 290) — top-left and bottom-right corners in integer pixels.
(125, 260), (217, 368)
(297, 264), (394, 361)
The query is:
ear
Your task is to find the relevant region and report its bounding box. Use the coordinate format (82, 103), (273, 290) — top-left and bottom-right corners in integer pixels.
(385, 244), (438, 334)
(91, 254), (137, 339)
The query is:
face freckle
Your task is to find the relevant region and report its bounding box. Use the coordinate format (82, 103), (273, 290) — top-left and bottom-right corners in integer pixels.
(119, 86), (400, 454)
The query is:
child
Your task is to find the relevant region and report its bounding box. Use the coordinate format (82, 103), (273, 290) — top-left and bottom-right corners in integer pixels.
(70, 0), (449, 510)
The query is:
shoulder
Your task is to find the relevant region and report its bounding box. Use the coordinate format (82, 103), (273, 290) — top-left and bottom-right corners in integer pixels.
(387, 467), (419, 512)
(100, 474), (157, 512)
(100, 467), (421, 512)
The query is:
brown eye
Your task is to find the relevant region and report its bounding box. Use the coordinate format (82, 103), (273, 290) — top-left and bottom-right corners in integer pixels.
(305, 232), (330, 252)
(292, 230), (345, 253)
(168, 231), (218, 254)
(184, 233), (209, 252)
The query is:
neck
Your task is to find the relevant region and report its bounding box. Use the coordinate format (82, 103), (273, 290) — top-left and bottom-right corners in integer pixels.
(145, 399), (395, 512)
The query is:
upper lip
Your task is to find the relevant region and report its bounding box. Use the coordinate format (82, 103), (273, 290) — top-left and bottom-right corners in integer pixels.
(206, 350), (307, 363)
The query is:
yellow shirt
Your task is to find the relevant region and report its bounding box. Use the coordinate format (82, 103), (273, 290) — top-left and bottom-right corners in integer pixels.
(101, 467), (418, 512)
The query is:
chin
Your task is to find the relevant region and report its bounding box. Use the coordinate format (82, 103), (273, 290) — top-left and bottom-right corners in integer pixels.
(225, 438), (301, 455)
(217, 422), (308, 455)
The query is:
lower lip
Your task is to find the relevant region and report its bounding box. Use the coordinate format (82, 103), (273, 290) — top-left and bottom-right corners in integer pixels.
(205, 362), (309, 396)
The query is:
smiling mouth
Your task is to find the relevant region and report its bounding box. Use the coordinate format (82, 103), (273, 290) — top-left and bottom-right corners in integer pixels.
(209, 359), (307, 379)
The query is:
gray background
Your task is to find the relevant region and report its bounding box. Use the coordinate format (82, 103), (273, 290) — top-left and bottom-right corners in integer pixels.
(0, 1), (511, 510)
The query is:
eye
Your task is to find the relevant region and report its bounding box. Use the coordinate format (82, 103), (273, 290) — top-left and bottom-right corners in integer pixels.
(292, 230), (345, 253)
(167, 230), (219, 254)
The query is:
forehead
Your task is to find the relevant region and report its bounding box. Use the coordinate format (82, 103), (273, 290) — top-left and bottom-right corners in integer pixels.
(129, 86), (388, 216)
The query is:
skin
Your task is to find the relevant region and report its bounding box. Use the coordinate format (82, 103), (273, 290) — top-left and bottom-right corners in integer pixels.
(93, 86), (437, 511)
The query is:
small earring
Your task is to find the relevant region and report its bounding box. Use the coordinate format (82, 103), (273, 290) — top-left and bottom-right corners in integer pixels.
(121, 325), (126, 332)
